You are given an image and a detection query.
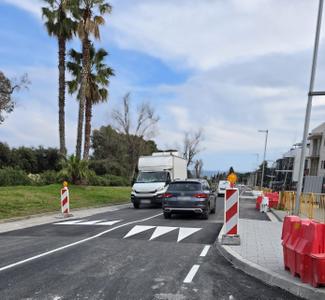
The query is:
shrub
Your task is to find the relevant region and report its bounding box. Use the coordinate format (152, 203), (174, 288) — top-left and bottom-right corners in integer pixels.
(40, 170), (59, 185)
(103, 174), (129, 186)
(0, 167), (32, 186)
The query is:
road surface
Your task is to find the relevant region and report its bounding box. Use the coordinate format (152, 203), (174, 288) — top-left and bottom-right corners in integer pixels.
(0, 193), (300, 299)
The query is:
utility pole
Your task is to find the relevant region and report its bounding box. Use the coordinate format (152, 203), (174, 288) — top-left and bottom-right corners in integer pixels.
(258, 129), (268, 189)
(295, 0), (324, 215)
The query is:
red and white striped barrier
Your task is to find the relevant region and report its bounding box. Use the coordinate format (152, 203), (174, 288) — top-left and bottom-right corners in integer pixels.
(222, 188), (240, 245)
(225, 188), (239, 234)
(61, 185), (70, 216)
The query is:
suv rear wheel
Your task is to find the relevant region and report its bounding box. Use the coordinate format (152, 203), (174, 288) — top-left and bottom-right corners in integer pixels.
(202, 206), (209, 220)
(164, 211), (171, 219)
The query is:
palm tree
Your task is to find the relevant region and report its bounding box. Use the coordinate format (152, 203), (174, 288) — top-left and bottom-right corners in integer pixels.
(67, 45), (114, 160)
(42, 0), (77, 156)
(73, 0), (112, 160)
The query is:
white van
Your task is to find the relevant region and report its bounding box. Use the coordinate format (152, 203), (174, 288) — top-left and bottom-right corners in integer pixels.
(217, 180), (230, 196)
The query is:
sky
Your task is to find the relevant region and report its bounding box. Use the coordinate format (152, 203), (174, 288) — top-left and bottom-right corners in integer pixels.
(1, 0), (325, 172)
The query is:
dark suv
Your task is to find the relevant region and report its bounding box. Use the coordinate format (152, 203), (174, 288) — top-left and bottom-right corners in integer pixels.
(162, 179), (216, 219)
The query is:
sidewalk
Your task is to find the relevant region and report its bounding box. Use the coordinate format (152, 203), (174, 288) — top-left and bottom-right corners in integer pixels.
(216, 210), (325, 300)
(0, 203), (131, 234)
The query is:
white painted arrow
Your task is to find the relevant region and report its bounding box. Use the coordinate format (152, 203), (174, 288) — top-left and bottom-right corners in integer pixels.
(177, 227), (202, 242)
(149, 226), (178, 240)
(123, 225), (156, 239)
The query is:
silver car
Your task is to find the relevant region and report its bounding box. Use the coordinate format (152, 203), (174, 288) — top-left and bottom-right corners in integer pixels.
(162, 179), (216, 219)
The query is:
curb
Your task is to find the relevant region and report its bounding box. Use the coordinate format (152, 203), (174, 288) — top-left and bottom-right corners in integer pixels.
(215, 225), (325, 300)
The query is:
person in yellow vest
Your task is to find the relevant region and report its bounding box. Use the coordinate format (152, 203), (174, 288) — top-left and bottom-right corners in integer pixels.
(227, 167), (237, 187)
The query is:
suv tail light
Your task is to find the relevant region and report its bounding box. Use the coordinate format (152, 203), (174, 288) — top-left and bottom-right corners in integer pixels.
(194, 193), (208, 199)
(163, 193), (174, 198)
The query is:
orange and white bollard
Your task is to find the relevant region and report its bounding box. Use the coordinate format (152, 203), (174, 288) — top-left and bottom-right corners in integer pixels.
(221, 187), (240, 245)
(61, 181), (71, 217)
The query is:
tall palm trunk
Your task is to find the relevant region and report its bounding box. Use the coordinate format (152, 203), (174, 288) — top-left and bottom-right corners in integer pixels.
(83, 96), (92, 160)
(58, 37), (66, 156)
(75, 38), (90, 160)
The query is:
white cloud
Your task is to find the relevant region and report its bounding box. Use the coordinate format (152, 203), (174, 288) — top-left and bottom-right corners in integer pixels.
(0, 0), (42, 18)
(109, 0), (318, 70)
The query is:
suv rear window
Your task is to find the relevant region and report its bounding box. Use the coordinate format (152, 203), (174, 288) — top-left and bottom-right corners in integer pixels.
(167, 182), (201, 192)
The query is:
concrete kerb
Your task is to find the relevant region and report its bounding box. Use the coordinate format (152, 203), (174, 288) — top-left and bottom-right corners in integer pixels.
(214, 224), (325, 300)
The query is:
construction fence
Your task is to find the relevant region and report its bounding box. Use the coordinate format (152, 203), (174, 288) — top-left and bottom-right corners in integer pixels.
(279, 191), (325, 223)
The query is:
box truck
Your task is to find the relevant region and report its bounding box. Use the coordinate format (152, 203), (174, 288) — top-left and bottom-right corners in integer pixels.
(131, 151), (187, 208)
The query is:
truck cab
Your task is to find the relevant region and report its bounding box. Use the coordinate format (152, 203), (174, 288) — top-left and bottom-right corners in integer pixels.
(131, 152), (187, 208)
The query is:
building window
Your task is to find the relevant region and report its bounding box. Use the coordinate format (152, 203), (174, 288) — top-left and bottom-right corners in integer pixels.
(321, 160), (325, 169)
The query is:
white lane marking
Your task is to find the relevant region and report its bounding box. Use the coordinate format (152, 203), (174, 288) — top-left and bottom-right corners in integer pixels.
(95, 220), (122, 226)
(0, 213), (163, 273)
(183, 264), (200, 283)
(177, 227), (202, 242)
(123, 225), (156, 239)
(54, 220), (84, 225)
(149, 226), (178, 240)
(199, 245), (211, 257)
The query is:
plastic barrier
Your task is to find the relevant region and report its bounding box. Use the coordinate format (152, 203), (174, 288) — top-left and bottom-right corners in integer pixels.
(285, 219), (302, 275)
(294, 219), (312, 282)
(281, 216), (325, 287)
(282, 216), (301, 271)
(264, 192), (279, 208)
(311, 253), (325, 287)
(256, 196), (263, 210)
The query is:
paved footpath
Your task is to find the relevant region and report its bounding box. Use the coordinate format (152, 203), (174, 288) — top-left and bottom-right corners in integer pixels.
(0, 197), (301, 299)
(217, 190), (325, 300)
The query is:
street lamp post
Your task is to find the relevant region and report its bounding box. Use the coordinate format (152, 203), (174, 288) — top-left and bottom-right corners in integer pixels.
(295, 0), (324, 215)
(258, 130), (268, 189)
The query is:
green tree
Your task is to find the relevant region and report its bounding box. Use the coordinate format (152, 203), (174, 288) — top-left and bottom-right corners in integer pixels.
(42, 0), (77, 156)
(73, 0), (112, 160)
(67, 45), (114, 160)
(59, 155), (90, 184)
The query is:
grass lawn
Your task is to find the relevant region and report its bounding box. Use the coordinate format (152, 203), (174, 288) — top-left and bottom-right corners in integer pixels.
(0, 184), (131, 220)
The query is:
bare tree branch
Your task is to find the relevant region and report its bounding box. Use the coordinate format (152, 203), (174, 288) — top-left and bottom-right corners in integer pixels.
(0, 72), (30, 124)
(183, 129), (204, 167)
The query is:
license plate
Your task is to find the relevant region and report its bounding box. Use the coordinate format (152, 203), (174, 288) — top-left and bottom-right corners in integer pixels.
(177, 196), (191, 201)
(141, 199), (151, 204)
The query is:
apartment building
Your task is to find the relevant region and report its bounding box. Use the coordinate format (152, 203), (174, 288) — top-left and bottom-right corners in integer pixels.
(307, 122), (325, 177)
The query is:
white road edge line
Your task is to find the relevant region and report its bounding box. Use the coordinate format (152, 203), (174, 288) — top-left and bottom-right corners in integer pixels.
(183, 264), (200, 283)
(0, 213), (163, 273)
(199, 245), (211, 257)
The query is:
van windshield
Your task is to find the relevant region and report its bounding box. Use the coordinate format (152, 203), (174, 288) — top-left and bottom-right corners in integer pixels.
(136, 171), (168, 183)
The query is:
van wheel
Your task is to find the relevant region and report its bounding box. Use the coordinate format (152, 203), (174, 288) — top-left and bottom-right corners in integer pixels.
(133, 202), (140, 209)
(164, 212), (171, 219)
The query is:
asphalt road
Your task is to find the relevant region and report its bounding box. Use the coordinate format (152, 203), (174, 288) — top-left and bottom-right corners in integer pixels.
(0, 192), (300, 300)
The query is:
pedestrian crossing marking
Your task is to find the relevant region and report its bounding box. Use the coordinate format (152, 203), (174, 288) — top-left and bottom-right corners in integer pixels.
(123, 225), (156, 239)
(177, 227), (202, 242)
(54, 219), (122, 226)
(149, 226), (178, 240)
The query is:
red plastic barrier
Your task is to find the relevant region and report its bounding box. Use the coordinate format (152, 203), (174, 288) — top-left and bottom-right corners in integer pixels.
(281, 216), (301, 271)
(286, 219), (302, 275)
(311, 253), (325, 287)
(294, 219), (312, 282)
(265, 192), (279, 208)
(256, 196), (263, 210)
